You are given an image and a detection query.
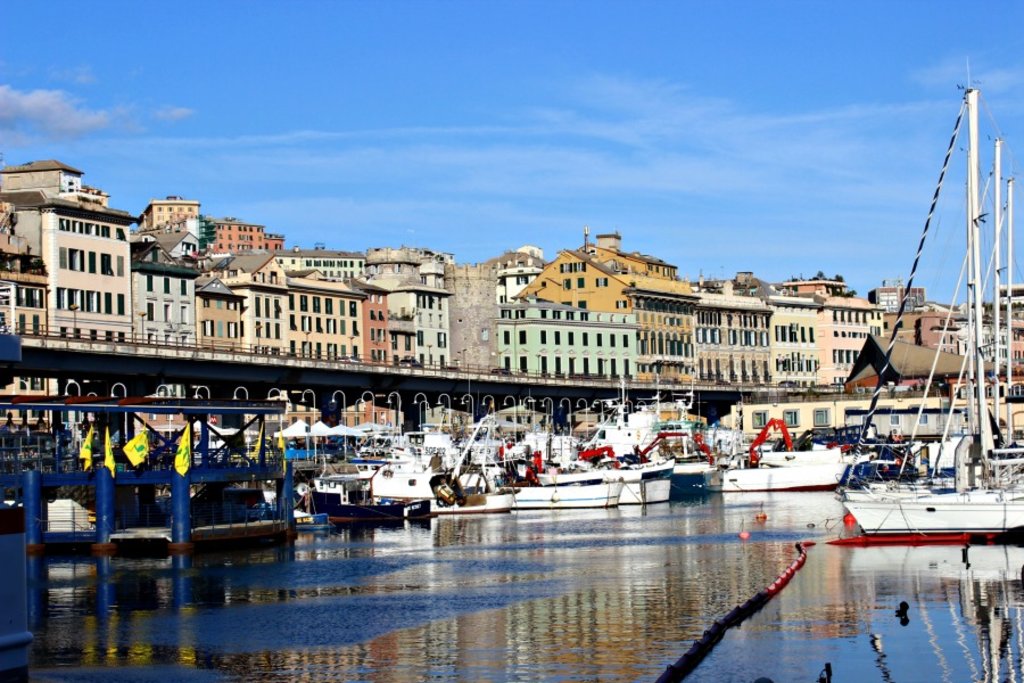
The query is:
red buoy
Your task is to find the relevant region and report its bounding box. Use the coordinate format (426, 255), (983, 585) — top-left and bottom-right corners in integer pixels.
(739, 530), (751, 540)
(843, 512), (857, 526)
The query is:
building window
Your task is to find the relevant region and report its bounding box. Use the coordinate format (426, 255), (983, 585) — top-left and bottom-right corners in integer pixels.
(813, 409), (830, 427)
(783, 410), (799, 428)
(752, 411), (768, 429)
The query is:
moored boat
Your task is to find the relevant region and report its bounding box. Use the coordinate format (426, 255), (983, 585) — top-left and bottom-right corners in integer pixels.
(513, 477), (624, 510)
(310, 473), (431, 523)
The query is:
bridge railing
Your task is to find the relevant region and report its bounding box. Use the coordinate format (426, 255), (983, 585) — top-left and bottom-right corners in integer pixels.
(19, 330), (763, 394)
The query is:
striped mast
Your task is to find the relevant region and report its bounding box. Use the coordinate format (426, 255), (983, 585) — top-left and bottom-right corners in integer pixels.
(856, 95), (966, 449)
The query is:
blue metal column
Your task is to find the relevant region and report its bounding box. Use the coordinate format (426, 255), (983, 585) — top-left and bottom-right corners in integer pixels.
(92, 466), (116, 554)
(22, 469), (43, 554)
(25, 554), (44, 630)
(171, 553), (192, 611)
(279, 461), (295, 538)
(168, 470), (193, 554)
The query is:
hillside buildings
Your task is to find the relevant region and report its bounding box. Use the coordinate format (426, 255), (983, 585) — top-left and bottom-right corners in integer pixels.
(6, 156), (1024, 401)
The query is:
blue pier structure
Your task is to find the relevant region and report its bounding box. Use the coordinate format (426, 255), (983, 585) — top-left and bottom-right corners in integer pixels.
(0, 395), (290, 555)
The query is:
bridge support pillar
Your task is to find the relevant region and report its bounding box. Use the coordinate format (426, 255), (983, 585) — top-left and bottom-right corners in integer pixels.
(277, 461), (295, 538)
(168, 470), (193, 554)
(22, 469), (43, 554)
(91, 467), (117, 555)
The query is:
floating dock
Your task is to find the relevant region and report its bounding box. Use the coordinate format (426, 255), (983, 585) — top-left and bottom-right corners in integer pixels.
(0, 395), (292, 555)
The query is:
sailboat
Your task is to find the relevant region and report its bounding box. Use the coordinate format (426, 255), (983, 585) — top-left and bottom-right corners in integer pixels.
(841, 88), (1024, 542)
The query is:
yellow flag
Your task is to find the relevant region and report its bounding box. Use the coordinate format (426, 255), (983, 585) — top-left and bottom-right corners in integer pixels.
(276, 426), (285, 453)
(103, 427), (116, 478)
(174, 423), (192, 476)
(79, 425), (94, 469)
(123, 429), (150, 467)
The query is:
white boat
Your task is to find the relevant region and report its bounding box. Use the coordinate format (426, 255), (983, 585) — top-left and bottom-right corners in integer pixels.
(513, 477), (624, 509)
(843, 488), (1024, 537)
(841, 89), (1024, 541)
(370, 414), (515, 515)
(704, 417), (854, 493)
(704, 460), (849, 493)
(533, 458), (674, 505)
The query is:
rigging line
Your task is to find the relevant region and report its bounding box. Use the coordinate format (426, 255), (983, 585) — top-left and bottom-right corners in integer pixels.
(907, 250), (969, 450)
(857, 99), (967, 449)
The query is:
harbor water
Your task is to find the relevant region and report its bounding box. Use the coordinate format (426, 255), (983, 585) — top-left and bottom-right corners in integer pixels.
(26, 490), (1024, 682)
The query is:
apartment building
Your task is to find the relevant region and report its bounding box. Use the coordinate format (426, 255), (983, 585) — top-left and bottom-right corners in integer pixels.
(138, 196), (200, 231)
(0, 160), (135, 341)
(210, 254), (289, 354)
(692, 278), (772, 384)
(365, 246), (453, 366)
(131, 240), (199, 345)
(285, 271), (364, 359)
(767, 291), (821, 387)
(208, 217), (285, 254)
(518, 235), (694, 381)
(496, 296), (638, 378)
(195, 276), (246, 351)
(350, 279), (389, 363)
(274, 247), (364, 281)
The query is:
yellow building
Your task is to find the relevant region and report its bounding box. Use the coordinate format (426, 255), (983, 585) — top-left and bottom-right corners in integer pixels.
(285, 271), (364, 359)
(518, 235), (694, 381)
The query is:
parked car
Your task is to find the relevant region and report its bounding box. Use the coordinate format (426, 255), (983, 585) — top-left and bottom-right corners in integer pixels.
(490, 368), (512, 376)
(398, 356), (423, 368)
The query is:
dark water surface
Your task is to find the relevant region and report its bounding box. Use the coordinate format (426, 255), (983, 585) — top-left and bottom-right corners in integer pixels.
(26, 491), (1024, 682)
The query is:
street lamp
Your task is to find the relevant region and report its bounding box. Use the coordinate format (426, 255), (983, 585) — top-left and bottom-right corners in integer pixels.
(111, 383), (127, 399)
(193, 385), (210, 400)
(69, 304), (79, 338)
(437, 393), (451, 425)
(137, 311), (147, 344)
(560, 397), (572, 435)
(300, 389), (317, 421)
(63, 379), (82, 397)
(461, 394), (475, 422)
(233, 386), (249, 400)
(387, 392), (402, 434)
(331, 390), (347, 425)
(541, 397), (554, 431)
(360, 390), (375, 424)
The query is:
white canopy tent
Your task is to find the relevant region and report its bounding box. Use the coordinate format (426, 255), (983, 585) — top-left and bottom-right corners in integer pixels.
(329, 424), (363, 437)
(274, 419), (310, 439)
(309, 420), (335, 437)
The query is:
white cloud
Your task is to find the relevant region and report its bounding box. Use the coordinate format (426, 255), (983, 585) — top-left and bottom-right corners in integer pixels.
(48, 65), (97, 86)
(0, 84), (112, 142)
(153, 106), (195, 122)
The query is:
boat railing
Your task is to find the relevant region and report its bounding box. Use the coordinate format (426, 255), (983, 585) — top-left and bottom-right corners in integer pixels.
(190, 501), (280, 529)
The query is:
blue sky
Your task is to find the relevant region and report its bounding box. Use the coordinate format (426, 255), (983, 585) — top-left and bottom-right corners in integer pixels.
(4, 1), (1024, 302)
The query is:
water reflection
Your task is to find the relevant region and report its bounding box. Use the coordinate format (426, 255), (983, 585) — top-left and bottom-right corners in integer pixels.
(27, 494), (1024, 682)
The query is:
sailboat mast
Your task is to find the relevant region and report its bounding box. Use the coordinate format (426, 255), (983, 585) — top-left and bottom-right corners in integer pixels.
(1007, 177), (1016, 438)
(967, 88), (995, 453)
(993, 139), (1003, 428)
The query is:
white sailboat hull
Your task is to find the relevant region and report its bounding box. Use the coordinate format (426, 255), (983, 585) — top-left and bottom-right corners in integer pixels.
(704, 462), (848, 493)
(844, 490), (1024, 535)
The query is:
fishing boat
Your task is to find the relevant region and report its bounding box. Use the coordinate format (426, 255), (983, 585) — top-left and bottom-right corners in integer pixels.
(309, 472), (431, 523)
(512, 473), (625, 509)
(370, 413), (516, 514)
(703, 418), (852, 492)
(841, 88), (1024, 542)
(526, 455), (673, 505)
